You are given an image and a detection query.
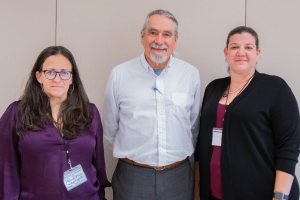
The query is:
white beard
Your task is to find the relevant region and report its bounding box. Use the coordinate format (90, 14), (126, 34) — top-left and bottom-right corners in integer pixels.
(150, 52), (167, 63)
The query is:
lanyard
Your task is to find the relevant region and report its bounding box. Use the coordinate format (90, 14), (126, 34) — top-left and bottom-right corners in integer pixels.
(63, 139), (73, 169)
(225, 75), (254, 110)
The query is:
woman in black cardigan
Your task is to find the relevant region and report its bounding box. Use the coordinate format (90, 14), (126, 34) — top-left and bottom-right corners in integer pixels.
(194, 26), (300, 200)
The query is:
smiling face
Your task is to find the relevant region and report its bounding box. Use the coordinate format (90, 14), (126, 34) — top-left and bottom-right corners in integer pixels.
(141, 14), (178, 67)
(224, 32), (261, 75)
(36, 54), (72, 102)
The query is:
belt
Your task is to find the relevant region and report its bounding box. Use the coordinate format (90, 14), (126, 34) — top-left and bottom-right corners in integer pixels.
(121, 157), (187, 171)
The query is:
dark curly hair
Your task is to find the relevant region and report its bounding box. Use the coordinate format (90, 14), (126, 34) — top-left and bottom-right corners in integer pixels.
(17, 46), (92, 139)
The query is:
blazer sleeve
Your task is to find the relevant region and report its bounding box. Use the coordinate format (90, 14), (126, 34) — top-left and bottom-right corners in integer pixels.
(270, 84), (300, 175)
(0, 102), (20, 200)
(91, 104), (111, 200)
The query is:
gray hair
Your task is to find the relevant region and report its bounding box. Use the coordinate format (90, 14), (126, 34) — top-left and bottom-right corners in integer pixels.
(141, 9), (178, 39)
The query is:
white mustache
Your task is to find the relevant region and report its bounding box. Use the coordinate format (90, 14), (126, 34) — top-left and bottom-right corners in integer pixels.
(149, 43), (168, 50)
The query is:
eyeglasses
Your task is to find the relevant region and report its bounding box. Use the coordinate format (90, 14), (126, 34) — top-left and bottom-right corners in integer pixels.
(40, 70), (72, 80)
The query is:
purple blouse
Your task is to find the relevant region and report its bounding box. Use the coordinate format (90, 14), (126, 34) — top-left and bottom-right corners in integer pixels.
(0, 102), (111, 200)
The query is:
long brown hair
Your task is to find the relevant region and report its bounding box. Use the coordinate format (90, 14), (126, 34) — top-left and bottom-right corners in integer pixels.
(17, 46), (92, 139)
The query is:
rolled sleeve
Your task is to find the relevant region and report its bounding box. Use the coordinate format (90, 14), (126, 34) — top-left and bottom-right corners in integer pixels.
(270, 85), (300, 175)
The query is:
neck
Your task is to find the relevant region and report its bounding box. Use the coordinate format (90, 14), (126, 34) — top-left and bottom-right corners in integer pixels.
(50, 98), (64, 122)
(230, 69), (255, 86)
(145, 54), (170, 69)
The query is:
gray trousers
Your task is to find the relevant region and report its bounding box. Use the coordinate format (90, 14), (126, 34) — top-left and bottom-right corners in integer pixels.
(112, 158), (194, 200)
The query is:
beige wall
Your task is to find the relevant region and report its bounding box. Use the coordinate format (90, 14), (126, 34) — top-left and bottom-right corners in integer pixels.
(1, 1), (299, 199)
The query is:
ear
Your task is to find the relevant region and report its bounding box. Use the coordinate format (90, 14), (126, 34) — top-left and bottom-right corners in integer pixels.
(35, 71), (42, 84)
(256, 48), (261, 60)
(141, 30), (144, 45)
(224, 47), (228, 57)
(174, 34), (178, 49)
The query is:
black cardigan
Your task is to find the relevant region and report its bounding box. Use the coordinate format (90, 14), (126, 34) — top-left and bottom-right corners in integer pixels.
(194, 71), (300, 200)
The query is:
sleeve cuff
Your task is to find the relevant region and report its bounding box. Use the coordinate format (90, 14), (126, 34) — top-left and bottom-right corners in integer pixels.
(276, 157), (297, 175)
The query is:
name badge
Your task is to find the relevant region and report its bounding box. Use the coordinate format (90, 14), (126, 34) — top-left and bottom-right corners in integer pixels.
(212, 128), (222, 146)
(63, 164), (87, 191)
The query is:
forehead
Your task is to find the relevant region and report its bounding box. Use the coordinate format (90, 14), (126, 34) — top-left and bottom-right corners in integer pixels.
(42, 54), (72, 70)
(229, 33), (256, 45)
(147, 14), (175, 32)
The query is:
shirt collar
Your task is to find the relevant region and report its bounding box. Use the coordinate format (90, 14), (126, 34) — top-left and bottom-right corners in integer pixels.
(140, 53), (173, 72)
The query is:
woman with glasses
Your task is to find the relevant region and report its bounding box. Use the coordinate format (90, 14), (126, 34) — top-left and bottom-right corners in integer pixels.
(0, 46), (110, 200)
(194, 26), (300, 200)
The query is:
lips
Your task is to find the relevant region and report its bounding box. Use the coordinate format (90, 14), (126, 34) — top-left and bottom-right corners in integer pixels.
(151, 48), (166, 51)
(149, 43), (168, 51)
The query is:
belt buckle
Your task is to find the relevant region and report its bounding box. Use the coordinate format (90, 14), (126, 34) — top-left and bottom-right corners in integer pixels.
(154, 166), (166, 171)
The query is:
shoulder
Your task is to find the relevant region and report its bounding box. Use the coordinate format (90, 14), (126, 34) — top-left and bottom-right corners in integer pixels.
(206, 76), (230, 90)
(173, 57), (199, 73)
(0, 101), (19, 128)
(89, 103), (100, 118)
(257, 73), (288, 88)
(112, 57), (141, 72)
(8, 101), (19, 110)
(88, 103), (102, 130)
(172, 57), (200, 81)
(3, 101), (19, 117)
(257, 73), (289, 92)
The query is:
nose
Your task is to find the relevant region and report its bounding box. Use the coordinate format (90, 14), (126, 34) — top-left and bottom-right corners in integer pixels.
(53, 73), (62, 82)
(154, 34), (164, 45)
(237, 48), (245, 56)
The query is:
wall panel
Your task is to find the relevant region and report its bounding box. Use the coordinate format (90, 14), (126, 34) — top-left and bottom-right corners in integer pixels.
(0, 1), (299, 199)
(0, 1), (55, 115)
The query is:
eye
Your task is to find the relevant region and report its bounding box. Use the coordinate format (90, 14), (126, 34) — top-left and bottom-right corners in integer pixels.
(61, 71), (69, 75)
(163, 33), (171, 37)
(230, 46), (238, 49)
(47, 70), (56, 75)
(246, 46), (253, 50)
(149, 31), (157, 36)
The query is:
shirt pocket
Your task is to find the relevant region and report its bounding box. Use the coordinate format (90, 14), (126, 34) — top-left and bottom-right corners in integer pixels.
(172, 93), (189, 116)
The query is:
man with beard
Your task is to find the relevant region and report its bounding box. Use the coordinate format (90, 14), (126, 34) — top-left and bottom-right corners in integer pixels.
(103, 9), (201, 200)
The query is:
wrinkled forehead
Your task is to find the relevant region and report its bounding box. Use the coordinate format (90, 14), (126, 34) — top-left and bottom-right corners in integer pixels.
(146, 15), (175, 32)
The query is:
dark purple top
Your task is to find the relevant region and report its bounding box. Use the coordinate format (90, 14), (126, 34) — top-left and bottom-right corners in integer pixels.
(210, 103), (227, 199)
(0, 102), (111, 200)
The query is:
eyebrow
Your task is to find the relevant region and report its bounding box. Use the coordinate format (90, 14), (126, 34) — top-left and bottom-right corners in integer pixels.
(148, 27), (173, 36)
(230, 43), (254, 46)
(148, 27), (157, 33)
(164, 30), (173, 35)
(45, 68), (70, 71)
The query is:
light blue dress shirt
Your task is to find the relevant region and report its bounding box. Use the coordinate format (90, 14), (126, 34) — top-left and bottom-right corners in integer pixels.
(103, 53), (201, 166)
